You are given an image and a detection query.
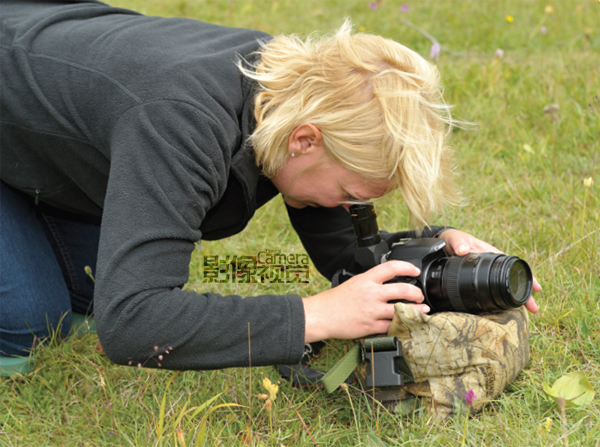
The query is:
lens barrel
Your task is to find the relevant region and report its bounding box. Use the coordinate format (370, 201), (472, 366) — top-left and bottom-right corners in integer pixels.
(424, 253), (533, 313)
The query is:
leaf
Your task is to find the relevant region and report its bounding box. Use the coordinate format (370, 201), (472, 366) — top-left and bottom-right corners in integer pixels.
(195, 403), (243, 447)
(543, 372), (596, 407)
(176, 427), (186, 447)
(195, 420), (207, 447)
(365, 432), (389, 446)
(522, 144), (534, 154)
(187, 393), (222, 422)
(172, 397), (190, 432)
(393, 397), (420, 416)
(157, 371), (183, 439)
(579, 319), (591, 337)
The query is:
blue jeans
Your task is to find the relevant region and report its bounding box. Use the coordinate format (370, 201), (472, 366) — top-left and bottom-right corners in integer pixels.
(0, 181), (100, 357)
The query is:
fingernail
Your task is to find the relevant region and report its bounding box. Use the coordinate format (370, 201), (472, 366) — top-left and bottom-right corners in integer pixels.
(459, 244), (469, 253)
(423, 306), (430, 313)
(415, 268), (421, 275)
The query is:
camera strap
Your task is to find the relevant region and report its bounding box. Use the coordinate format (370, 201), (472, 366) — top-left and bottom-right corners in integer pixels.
(331, 268), (356, 288)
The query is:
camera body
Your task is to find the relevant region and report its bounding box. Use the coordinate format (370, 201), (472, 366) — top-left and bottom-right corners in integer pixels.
(344, 204), (533, 314)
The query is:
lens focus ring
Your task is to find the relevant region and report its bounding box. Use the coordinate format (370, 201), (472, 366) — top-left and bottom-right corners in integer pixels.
(443, 256), (469, 313)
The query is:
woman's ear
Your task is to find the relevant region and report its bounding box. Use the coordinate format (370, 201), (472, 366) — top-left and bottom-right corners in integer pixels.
(288, 124), (323, 155)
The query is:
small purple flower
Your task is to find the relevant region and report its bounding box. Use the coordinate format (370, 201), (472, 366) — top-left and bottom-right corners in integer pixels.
(430, 42), (441, 61)
(540, 26), (547, 35)
(465, 389), (477, 404)
(400, 4), (409, 12)
(369, 2), (378, 10)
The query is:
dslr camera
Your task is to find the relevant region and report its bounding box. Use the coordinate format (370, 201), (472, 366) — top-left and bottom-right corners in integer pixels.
(336, 203), (533, 314)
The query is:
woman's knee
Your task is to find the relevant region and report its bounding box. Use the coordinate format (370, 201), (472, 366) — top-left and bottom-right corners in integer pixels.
(0, 181), (73, 356)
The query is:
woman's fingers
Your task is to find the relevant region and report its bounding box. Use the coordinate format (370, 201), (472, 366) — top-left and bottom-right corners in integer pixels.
(439, 229), (503, 256)
(362, 260), (420, 283)
(303, 260), (430, 342)
(399, 303), (431, 314)
(381, 282), (424, 303)
(361, 261), (424, 303)
(439, 229), (543, 315)
(524, 296), (539, 313)
(305, 244), (543, 343)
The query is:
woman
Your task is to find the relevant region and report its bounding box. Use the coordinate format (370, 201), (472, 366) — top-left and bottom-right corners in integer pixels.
(0, 0), (539, 372)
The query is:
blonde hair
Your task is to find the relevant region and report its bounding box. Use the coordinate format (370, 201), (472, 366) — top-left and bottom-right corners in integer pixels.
(238, 21), (459, 226)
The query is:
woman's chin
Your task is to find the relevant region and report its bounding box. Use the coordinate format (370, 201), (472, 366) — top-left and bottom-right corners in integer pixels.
(283, 197), (308, 209)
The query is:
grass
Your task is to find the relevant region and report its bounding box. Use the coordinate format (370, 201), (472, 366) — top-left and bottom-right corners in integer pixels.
(1, 0), (599, 445)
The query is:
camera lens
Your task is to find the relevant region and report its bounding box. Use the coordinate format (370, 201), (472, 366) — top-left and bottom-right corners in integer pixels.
(424, 253), (533, 313)
(508, 260), (530, 301)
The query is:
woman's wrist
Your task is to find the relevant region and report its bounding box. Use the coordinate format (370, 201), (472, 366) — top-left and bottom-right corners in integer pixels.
(302, 295), (329, 344)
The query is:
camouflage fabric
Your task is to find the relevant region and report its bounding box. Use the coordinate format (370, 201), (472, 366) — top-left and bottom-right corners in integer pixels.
(356, 303), (530, 419)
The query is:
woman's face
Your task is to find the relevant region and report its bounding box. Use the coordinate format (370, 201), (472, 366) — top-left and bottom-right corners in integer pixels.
(270, 124), (389, 210)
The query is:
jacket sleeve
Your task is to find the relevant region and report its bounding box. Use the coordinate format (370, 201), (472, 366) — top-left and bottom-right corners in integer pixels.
(94, 101), (305, 370)
(286, 204), (452, 280)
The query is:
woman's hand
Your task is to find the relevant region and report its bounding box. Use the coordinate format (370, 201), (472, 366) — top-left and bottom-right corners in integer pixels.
(303, 261), (425, 343)
(437, 229), (542, 314)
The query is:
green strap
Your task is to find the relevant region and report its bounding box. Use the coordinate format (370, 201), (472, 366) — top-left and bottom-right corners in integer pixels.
(320, 343), (362, 393)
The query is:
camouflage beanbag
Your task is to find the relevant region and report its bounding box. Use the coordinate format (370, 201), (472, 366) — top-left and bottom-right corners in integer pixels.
(356, 303), (530, 419)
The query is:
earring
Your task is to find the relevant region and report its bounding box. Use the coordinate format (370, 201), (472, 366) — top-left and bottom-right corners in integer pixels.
(291, 153), (296, 158)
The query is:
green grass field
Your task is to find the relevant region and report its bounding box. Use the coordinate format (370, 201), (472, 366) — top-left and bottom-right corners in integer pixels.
(1, 0), (599, 446)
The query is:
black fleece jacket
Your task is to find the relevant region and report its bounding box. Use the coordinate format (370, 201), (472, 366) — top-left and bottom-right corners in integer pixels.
(0, 0), (445, 370)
